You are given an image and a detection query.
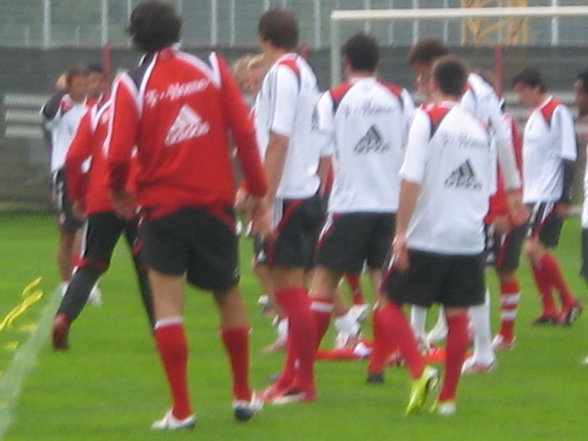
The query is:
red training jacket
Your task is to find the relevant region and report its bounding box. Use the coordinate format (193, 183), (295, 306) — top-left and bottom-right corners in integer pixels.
(107, 46), (266, 218)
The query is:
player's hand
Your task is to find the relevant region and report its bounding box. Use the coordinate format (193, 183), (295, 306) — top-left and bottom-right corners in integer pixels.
(506, 190), (529, 226)
(72, 200), (86, 221)
(493, 215), (511, 235)
(555, 202), (572, 219)
(392, 234), (410, 272)
(55, 73), (67, 90)
(234, 187), (250, 213)
(110, 189), (136, 220)
(249, 197), (275, 242)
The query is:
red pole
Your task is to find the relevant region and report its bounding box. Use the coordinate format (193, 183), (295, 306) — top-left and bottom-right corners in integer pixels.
(493, 44), (504, 97)
(299, 43), (309, 60)
(102, 43), (112, 92)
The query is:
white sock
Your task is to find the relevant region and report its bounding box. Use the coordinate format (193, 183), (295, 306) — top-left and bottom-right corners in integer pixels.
(334, 311), (360, 336)
(276, 317), (288, 344)
(426, 309), (447, 343)
(468, 290), (495, 364)
(410, 305), (428, 341)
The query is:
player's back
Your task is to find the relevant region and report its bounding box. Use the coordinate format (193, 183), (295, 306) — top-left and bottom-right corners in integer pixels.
(325, 77), (413, 213)
(254, 53), (321, 199)
(404, 102), (493, 254)
(117, 47), (245, 210)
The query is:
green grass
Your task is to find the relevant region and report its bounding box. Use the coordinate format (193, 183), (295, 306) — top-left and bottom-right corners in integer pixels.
(0, 213), (587, 441)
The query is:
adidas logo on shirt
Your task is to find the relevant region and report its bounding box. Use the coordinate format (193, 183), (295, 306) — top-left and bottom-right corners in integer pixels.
(354, 125), (389, 153)
(165, 104), (210, 146)
(444, 160), (482, 190)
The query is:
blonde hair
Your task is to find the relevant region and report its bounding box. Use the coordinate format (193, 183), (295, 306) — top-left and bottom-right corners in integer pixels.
(247, 54), (266, 70)
(231, 54), (254, 75)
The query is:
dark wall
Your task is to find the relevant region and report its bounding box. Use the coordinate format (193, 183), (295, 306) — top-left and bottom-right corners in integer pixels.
(1, 45), (587, 210)
(1, 45), (586, 94)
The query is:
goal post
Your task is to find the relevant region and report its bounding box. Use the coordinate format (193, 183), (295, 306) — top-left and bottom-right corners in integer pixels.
(330, 5), (588, 86)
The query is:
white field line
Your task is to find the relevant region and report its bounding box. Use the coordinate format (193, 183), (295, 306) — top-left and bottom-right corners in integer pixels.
(0, 287), (60, 440)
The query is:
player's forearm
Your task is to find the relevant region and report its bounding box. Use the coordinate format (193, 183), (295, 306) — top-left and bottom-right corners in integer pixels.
(235, 131), (267, 197)
(41, 90), (66, 120)
(108, 161), (131, 193)
(63, 162), (86, 202)
(395, 179), (421, 238)
(496, 138), (522, 191)
(317, 156), (332, 196)
(560, 158), (576, 204)
(263, 132), (289, 203)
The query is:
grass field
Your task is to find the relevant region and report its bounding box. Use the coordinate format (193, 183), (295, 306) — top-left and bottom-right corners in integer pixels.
(0, 213), (586, 441)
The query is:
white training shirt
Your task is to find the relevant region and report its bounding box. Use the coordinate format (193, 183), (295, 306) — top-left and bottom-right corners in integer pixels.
(254, 53), (321, 199)
(314, 76), (414, 213)
(462, 72), (521, 191)
(42, 95), (88, 173)
(400, 101), (494, 254)
(521, 96), (577, 203)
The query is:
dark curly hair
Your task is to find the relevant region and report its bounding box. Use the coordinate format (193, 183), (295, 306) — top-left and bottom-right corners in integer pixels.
(127, 1), (182, 53)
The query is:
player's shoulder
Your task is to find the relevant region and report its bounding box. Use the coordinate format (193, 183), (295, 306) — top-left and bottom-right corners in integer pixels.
(329, 81), (354, 100)
(376, 79), (404, 98)
(539, 96), (570, 126)
(467, 72), (494, 96)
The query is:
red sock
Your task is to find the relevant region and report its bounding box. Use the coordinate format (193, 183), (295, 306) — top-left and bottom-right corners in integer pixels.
(368, 307), (394, 375)
(71, 252), (82, 269)
(274, 333), (298, 390)
(531, 260), (557, 317)
(221, 327), (252, 401)
(310, 299), (333, 349)
(345, 273), (365, 305)
(379, 302), (424, 380)
(539, 253), (576, 309)
(439, 313), (469, 402)
(275, 287), (317, 392)
(498, 280), (520, 340)
(154, 320), (192, 419)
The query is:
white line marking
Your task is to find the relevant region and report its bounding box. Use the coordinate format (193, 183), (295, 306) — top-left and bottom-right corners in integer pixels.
(0, 287), (60, 440)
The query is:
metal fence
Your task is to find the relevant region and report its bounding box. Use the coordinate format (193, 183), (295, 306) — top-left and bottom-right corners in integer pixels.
(1, 0), (587, 49)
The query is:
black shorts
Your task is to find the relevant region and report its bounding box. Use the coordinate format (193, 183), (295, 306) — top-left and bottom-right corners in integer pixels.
(527, 201), (563, 248)
(385, 250), (485, 308)
(581, 228), (588, 281)
(315, 212), (394, 273)
(80, 211), (141, 271)
(141, 207), (239, 292)
(485, 223), (527, 271)
(267, 194), (324, 268)
(52, 169), (84, 232)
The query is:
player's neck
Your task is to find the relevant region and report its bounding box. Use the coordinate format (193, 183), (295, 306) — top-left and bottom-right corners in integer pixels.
(534, 92), (551, 108)
(347, 70), (375, 81)
(265, 47), (292, 64)
(68, 93), (85, 104)
(430, 90), (459, 105)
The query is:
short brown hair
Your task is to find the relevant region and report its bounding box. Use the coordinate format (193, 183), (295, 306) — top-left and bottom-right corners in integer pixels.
(408, 37), (450, 66)
(258, 9), (298, 51)
(432, 55), (469, 97)
(511, 66), (547, 92)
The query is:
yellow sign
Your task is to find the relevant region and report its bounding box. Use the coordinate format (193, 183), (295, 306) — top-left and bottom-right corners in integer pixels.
(0, 278), (44, 332)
